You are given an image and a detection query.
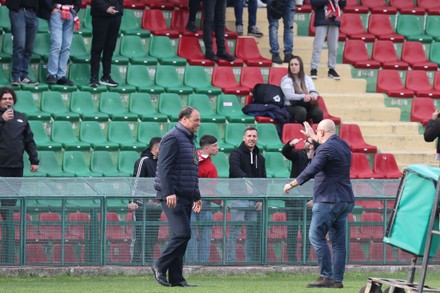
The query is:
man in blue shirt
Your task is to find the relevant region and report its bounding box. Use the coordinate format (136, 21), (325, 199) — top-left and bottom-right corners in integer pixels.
(284, 119), (354, 289)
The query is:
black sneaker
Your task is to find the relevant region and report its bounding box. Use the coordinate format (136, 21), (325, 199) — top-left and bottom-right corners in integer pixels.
(310, 68), (318, 79)
(205, 51), (219, 61)
(248, 26), (263, 37)
(57, 76), (74, 86)
(217, 51), (235, 62)
(46, 74), (57, 84)
(284, 53), (293, 63)
(89, 78), (99, 88)
(328, 68), (341, 80)
(272, 53), (283, 64)
(20, 77), (39, 86)
(100, 76), (119, 87)
(11, 80), (20, 86)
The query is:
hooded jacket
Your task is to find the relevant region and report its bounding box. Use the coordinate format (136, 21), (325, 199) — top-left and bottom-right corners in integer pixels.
(229, 142), (266, 179)
(131, 148), (158, 207)
(424, 117), (440, 155)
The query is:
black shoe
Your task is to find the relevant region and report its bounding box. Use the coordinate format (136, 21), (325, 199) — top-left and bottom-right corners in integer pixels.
(185, 21), (197, 33)
(205, 51), (219, 61)
(56, 76), (74, 86)
(20, 77), (39, 86)
(328, 68), (341, 80)
(306, 277), (334, 288)
(89, 78), (99, 88)
(310, 68), (318, 79)
(151, 265), (170, 287)
(217, 51), (235, 62)
(100, 76), (119, 87)
(46, 74), (57, 84)
(284, 53), (293, 63)
(271, 53), (283, 64)
(248, 25), (263, 37)
(171, 281), (198, 287)
(11, 80), (20, 86)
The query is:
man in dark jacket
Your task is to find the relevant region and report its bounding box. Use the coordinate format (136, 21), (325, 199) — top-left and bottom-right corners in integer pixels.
(0, 87), (39, 264)
(227, 127), (266, 262)
(152, 106), (202, 287)
(423, 110), (440, 162)
(310, 0), (346, 80)
(128, 137), (162, 264)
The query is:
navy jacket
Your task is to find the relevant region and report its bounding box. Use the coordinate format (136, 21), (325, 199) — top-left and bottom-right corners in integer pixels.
(311, 0), (346, 27)
(296, 134), (354, 203)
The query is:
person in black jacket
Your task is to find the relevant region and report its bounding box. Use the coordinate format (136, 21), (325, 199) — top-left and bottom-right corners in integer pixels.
(128, 137), (162, 265)
(0, 87), (39, 264)
(89, 0), (123, 88)
(227, 127), (266, 262)
(423, 110), (440, 162)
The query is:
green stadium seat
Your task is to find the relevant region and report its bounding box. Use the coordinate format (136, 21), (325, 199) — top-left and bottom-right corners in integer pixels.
(196, 122), (234, 152)
(155, 65), (193, 94)
(118, 150), (139, 175)
(137, 121), (163, 144)
(79, 121), (120, 150)
(426, 16), (440, 42)
(0, 6), (11, 33)
(40, 91), (80, 121)
(210, 151), (230, 178)
(120, 9), (151, 38)
(158, 93), (184, 121)
(0, 68), (9, 86)
(149, 35), (186, 65)
(75, 6), (92, 37)
(2, 33), (40, 63)
(70, 91), (109, 122)
(264, 152), (290, 178)
(106, 65), (137, 93)
(107, 121), (146, 150)
(255, 124), (283, 152)
(120, 35), (157, 65)
(38, 151), (75, 177)
(69, 63), (107, 93)
(128, 92), (168, 122)
(183, 65), (222, 95)
(51, 121), (91, 150)
(38, 18), (49, 33)
(188, 93), (226, 123)
(33, 33), (50, 62)
(62, 151), (102, 176)
(99, 92), (139, 121)
(430, 42), (440, 66)
(23, 154), (47, 177)
(216, 94), (255, 123)
(112, 37), (130, 65)
(396, 14), (433, 43)
(90, 151), (129, 176)
(126, 64), (165, 94)
(14, 90), (51, 120)
(37, 65), (77, 93)
(28, 120), (62, 151)
(70, 34), (90, 63)
(225, 123), (248, 148)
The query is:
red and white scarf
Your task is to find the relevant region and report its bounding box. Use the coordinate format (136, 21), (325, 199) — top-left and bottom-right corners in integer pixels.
(325, 0), (341, 21)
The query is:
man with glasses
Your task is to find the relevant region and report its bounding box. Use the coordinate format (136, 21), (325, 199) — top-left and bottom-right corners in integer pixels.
(284, 119), (354, 289)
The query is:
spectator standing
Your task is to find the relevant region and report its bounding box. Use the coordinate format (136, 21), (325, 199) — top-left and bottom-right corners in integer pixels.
(89, 0), (123, 88)
(151, 106), (202, 287)
(281, 55), (323, 124)
(41, 0), (81, 86)
(0, 87), (39, 264)
(128, 137), (162, 265)
(187, 135), (220, 263)
(185, 0), (201, 33)
(284, 120), (354, 288)
(423, 110), (440, 162)
(6, 0), (40, 86)
(310, 0), (346, 80)
(227, 127), (266, 262)
(234, 0), (264, 37)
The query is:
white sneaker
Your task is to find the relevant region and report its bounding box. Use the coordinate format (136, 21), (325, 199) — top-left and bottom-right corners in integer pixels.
(257, 0), (267, 8)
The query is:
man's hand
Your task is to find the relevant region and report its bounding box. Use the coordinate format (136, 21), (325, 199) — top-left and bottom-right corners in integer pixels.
(289, 138), (302, 146)
(1, 108), (14, 122)
(106, 6), (118, 14)
(30, 165), (39, 172)
(432, 110), (440, 120)
(128, 202), (138, 211)
(307, 200), (314, 208)
(193, 200), (202, 213)
(300, 121), (316, 139)
(284, 180), (298, 193)
(166, 194), (177, 208)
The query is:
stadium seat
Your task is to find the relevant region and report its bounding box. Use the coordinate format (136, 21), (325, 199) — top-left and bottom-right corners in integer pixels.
(14, 90), (51, 120)
(66, 212), (90, 241)
(429, 41), (440, 66)
(211, 37), (244, 67)
(120, 9), (150, 38)
(41, 91), (80, 121)
(255, 123), (284, 151)
(358, 212), (384, 241)
(123, 0), (147, 9)
(69, 63), (107, 93)
(376, 69), (414, 98)
(210, 151), (230, 178)
(28, 120), (62, 151)
(340, 13), (375, 42)
(63, 151), (102, 176)
(70, 91), (109, 122)
(349, 242), (367, 262)
(342, 39), (381, 69)
(0, 67), (9, 84)
(38, 150), (75, 177)
(129, 92), (168, 122)
(405, 70), (440, 98)
(268, 67), (287, 86)
(360, 0), (397, 14)
(344, 0), (369, 13)
(26, 243), (48, 264)
(418, 0), (440, 14)
(339, 124), (377, 153)
(111, 38), (130, 65)
(137, 121), (163, 145)
(109, 243), (131, 262)
(371, 40), (409, 70)
(264, 152), (290, 178)
(410, 97), (436, 126)
(33, 33), (51, 62)
(216, 94), (255, 123)
(157, 212), (169, 243)
(51, 121), (91, 150)
(13, 212), (40, 242)
(118, 150), (139, 175)
(155, 65), (193, 94)
(158, 92), (185, 121)
(141, 9), (179, 38)
(196, 123), (235, 152)
(212, 66), (250, 95)
(183, 65), (222, 95)
(177, 36), (216, 66)
(435, 71), (440, 91)
(401, 41), (438, 70)
(38, 212), (62, 241)
(240, 67), (265, 91)
(0, 6), (11, 33)
(171, 9), (202, 37)
(373, 153), (402, 179)
(235, 38), (272, 67)
(367, 14), (405, 42)
(350, 153), (379, 179)
(244, 95), (277, 124)
(317, 96), (341, 125)
(426, 16), (440, 42)
(281, 123), (306, 147)
(75, 6), (92, 37)
(52, 243), (84, 263)
(90, 151), (128, 176)
(69, 34), (90, 63)
(149, 35), (186, 66)
(79, 121), (120, 151)
(107, 121), (146, 150)
(224, 123), (248, 148)
(188, 93), (227, 123)
(120, 35), (157, 66)
(126, 64), (165, 94)
(389, 0), (425, 14)
(99, 92), (139, 121)
(369, 242), (396, 262)
(145, 0), (175, 10)
(396, 15), (433, 43)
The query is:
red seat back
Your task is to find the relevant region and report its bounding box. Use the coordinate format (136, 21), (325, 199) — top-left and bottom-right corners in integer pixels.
(373, 153), (402, 179)
(410, 97), (435, 125)
(339, 124), (377, 153)
(240, 67), (265, 90)
(268, 67), (287, 85)
(281, 123), (306, 146)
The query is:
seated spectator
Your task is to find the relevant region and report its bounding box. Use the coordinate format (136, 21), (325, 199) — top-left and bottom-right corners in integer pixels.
(281, 55), (323, 124)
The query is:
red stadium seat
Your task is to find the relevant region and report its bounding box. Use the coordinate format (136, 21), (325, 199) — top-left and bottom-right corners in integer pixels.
(308, 13), (346, 40)
(52, 243), (84, 263)
(244, 95), (278, 124)
(168, 0), (189, 9)
(358, 212), (384, 241)
(268, 212), (287, 243)
(235, 38), (272, 67)
(281, 123), (306, 147)
(369, 242), (396, 262)
(367, 14), (405, 42)
(268, 67), (287, 86)
(212, 38), (244, 67)
(141, 9), (179, 38)
(144, 0), (175, 10)
(66, 212), (90, 241)
(171, 9), (202, 37)
(296, 0), (312, 13)
(177, 36), (216, 66)
(360, 0), (397, 14)
(212, 66), (250, 95)
(38, 212), (62, 241)
(340, 14), (375, 42)
(157, 212), (169, 243)
(105, 212), (131, 243)
(342, 40), (381, 69)
(339, 124), (377, 153)
(317, 96), (341, 125)
(401, 42), (438, 71)
(410, 97), (436, 126)
(26, 243), (48, 264)
(123, 0), (147, 9)
(344, 0), (369, 13)
(376, 69), (414, 98)
(13, 213), (40, 242)
(435, 71), (440, 91)
(405, 70), (440, 98)
(350, 153), (379, 179)
(389, 0), (425, 14)
(418, 0), (440, 14)
(109, 243), (132, 262)
(349, 242), (367, 262)
(240, 67), (265, 90)
(372, 40), (409, 70)
(373, 153), (402, 179)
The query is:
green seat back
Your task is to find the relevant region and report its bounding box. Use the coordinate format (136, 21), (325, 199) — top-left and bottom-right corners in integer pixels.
(158, 93), (184, 121)
(155, 65), (183, 88)
(224, 123), (248, 147)
(90, 151), (127, 176)
(118, 151), (139, 175)
(126, 64), (155, 87)
(137, 121), (163, 144)
(210, 152), (230, 178)
(264, 152), (290, 178)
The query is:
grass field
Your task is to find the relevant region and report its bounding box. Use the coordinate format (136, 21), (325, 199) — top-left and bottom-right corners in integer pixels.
(1, 270), (440, 293)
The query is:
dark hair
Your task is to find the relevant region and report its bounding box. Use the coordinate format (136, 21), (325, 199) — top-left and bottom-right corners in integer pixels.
(286, 55), (308, 94)
(0, 87), (17, 104)
(244, 126), (258, 134)
(199, 135), (217, 148)
(178, 106), (197, 120)
(148, 137), (161, 151)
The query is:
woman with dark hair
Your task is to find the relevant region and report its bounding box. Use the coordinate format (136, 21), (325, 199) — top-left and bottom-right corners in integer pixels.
(280, 55), (323, 124)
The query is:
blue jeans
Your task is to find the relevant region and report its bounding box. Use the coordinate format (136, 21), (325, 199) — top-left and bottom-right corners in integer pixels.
(267, 0), (295, 55)
(48, 11), (74, 78)
(9, 9), (39, 82)
(309, 202), (354, 282)
(234, 0), (257, 27)
(187, 206), (213, 263)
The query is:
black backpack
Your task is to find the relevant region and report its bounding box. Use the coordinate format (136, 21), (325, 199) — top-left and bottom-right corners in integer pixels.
(251, 83), (285, 108)
(269, 0), (288, 19)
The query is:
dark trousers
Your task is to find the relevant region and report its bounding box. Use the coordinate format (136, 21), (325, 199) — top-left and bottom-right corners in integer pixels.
(286, 103), (323, 124)
(90, 15), (121, 79)
(187, 0), (202, 23)
(285, 199), (312, 262)
(202, 0), (227, 54)
(132, 208), (161, 264)
(155, 198), (193, 284)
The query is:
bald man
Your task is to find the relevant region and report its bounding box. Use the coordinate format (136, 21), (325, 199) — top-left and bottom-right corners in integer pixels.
(284, 119), (354, 289)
